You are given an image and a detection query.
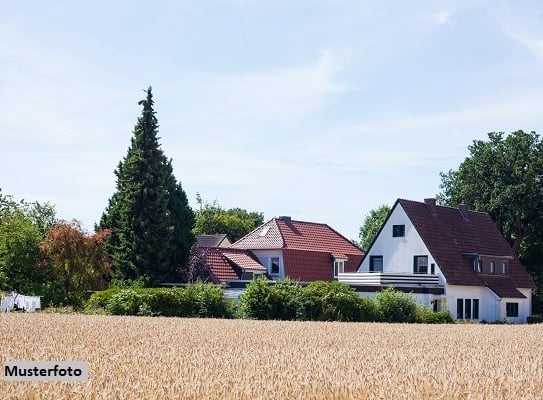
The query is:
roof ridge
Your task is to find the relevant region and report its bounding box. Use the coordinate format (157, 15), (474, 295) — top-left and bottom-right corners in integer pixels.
(398, 198), (490, 215)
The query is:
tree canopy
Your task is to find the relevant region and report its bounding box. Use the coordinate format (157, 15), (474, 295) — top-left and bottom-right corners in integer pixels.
(438, 130), (543, 256)
(193, 195), (264, 242)
(359, 204), (390, 251)
(99, 87), (195, 285)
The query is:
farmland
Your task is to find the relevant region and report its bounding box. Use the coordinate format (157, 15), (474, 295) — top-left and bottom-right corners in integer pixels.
(1, 314), (542, 399)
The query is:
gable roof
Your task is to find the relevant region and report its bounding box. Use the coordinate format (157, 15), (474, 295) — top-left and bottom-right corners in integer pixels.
(231, 217), (363, 254)
(396, 198), (534, 290)
(231, 217), (364, 281)
(200, 247), (267, 285)
(195, 234), (232, 248)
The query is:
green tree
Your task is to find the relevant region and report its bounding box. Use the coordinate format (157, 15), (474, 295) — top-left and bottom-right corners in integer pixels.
(99, 87), (195, 285)
(439, 131), (543, 256)
(193, 195), (264, 242)
(359, 204), (390, 250)
(0, 190), (56, 294)
(438, 131), (543, 313)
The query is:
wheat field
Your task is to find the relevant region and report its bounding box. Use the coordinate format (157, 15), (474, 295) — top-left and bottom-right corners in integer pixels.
(1, 314), (542, 399)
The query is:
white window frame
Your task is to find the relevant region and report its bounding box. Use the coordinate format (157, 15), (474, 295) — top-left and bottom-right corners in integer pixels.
(333, 258), (346, 278)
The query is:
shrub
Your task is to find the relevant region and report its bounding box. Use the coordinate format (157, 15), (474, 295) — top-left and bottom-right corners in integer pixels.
(275, 278), (304, 320)
(415, 304), (454, 324)
(239, 277), (282, 320)
(106, 289), (146, 315)
(301, 281), (374, 322)
(86, 288), (121, 310)
(187, 282), (230, 318)
(375, 287), (417, 323)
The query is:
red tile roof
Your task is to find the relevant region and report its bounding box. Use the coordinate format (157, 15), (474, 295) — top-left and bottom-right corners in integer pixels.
(200, 247), (266, 285)
(231, 217), (364, 281)
(397, 199), (535, 290)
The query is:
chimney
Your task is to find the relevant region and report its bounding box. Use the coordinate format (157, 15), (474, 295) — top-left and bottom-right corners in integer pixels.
(424, 198), (437, 216)
(278, 216), (291, 224)
(458, 203), (469, 220)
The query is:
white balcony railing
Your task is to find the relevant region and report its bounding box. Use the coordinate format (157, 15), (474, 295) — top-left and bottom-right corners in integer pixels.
(338, 272), (440, 286)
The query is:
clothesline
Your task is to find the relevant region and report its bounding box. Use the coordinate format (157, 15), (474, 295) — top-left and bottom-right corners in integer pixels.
(1, 291), (41, 312)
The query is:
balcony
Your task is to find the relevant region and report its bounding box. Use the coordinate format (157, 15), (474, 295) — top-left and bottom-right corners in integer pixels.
(338, 272), (441, 287)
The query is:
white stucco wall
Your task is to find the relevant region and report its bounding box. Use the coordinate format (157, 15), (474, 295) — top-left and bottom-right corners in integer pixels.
(359, 204), (444, 282)
(251, 250), (284, 279)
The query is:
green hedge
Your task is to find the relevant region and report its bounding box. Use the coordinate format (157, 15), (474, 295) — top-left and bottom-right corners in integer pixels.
(89, 280), (454, 323)
(91, 285), (231, 318)
(527, 315), (543, 324)
(239, 279), (450, 323)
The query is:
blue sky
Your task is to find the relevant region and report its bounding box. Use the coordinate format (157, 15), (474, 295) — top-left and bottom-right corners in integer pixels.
(1, 0), (543, 241)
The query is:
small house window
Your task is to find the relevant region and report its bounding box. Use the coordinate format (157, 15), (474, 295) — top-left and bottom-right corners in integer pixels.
(457, 298), (464, 319)
(506, 302), (519, 317)
(413, 256), (428, 274)
(369, 256), (383, 272)
(333, 259), (346, 278)
(392, 224), (405, 237)
(270, 257), (280, 275)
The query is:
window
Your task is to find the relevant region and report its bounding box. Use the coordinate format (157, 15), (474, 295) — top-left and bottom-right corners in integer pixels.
(369, 256), (383, 272)
(333, 259), (345, 278)
(413, 256), (428, 274)
(473, 299), (479, 319)
(465, 299), (472, 319)
(457, 298), (480, 320)
(430, 263), (435, 275)
(457, 299), (464, 319)
(270, 257), (280, 275)
(499, 261), (508, 275)
(392, 224), (405, 237)
(506, 302), (519, 317)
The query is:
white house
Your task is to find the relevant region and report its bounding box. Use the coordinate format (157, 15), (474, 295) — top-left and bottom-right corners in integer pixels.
(339, 198), (535, 323)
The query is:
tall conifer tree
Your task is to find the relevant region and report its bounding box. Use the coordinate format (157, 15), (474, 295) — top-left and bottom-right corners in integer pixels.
(100, 87), (194, 284)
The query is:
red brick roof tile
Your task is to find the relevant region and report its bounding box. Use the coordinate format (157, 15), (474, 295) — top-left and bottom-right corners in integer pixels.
(398, 199), (535, 289)
(231, 217), (364, 281)
(200, 247), (266, 285)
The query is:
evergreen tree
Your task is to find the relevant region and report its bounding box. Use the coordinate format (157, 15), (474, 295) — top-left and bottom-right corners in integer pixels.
(100, 87), (195, 284)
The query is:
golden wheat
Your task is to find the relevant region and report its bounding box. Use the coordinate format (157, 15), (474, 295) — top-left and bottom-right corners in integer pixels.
(0, 314), (542, 399)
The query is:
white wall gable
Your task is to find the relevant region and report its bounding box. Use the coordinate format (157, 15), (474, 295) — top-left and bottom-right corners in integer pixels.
(358, 203), (443, 280)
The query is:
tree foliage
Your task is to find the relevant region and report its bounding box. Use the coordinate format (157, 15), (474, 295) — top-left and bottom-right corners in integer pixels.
(193, 195), (264, 242)
(439, 131), (543, 256)
(99, 87), (195, 285)
(438, 131), (543, 312)
(0, 190), (56, 293)
(39, 220), (112, 302)
(178, 244), (212, 283)
(359, 204), (390, 250)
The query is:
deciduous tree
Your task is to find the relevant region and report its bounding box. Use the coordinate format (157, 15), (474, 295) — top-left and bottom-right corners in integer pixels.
(193, 195), (264, 242)
(358, 204), (390, 250)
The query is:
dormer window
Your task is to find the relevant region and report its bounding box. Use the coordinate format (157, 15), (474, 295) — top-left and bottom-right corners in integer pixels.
(468, 254), (509, 275)
(333, 258), (346, 277)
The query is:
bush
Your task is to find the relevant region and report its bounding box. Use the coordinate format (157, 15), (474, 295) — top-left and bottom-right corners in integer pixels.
(101, 285), (231, 318)
(187, 282), (231, 318)
(275, 278), (305, 320)
(375, 287), (417, 323)
(415, 304), (454, 324)
(301, 281), (376, 322)
(239, 277), (282, 320)
(86, 288), (121, 310)
(106, 289), (146, 315)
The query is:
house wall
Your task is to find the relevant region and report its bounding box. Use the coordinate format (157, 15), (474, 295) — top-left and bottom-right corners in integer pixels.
(446, 285), (532, 323)
(358, 205), (444, 282)
(251, 250), (284, 279)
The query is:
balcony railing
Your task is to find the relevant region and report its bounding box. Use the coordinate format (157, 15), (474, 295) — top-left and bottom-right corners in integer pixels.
(338, 272), (440, 286)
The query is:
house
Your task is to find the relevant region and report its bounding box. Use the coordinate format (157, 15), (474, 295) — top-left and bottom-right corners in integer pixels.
(195, 234), (232, 248)
(229, 216), (364, 281)
(338, 198), (535, 323)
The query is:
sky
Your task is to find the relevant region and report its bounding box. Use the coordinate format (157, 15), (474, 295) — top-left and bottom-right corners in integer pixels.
(1, 0), (543, 242)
